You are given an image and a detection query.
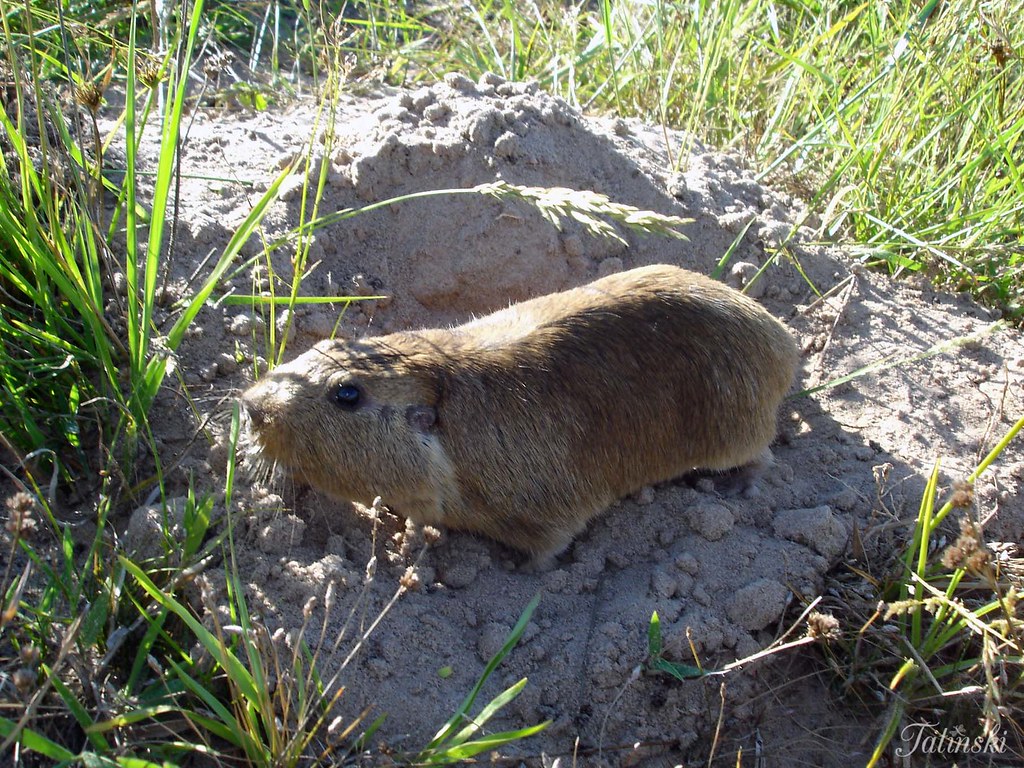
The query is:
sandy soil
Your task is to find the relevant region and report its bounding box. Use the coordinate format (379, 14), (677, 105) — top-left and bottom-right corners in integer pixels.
(111, 74), (1024, 766)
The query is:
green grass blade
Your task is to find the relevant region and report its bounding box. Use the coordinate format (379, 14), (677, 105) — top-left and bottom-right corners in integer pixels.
(126, 606), (170, 692)
(424, 721), (551, 763)
(141, 0), (206, 359)
(0, 716), (77, 762)
(446, 677), (528, 747)
(165, 659), (265, 757)
(114, 758), (177, 768)
(796, 322), (1006, 398)
(48, 668), (110, 752)
(123, 7), (143, 383)
(118, 557), (259, 703)
(866, 700), (906, 768)
(647, 610), (662, 656)
(423, 591), (541, 750)
(908, 461), (940, 648)
(158, 162), (295, 357)
(219, 294), (369, 306)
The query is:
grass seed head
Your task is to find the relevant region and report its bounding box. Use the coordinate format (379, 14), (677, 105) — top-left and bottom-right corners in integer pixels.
(950, 479), (975, 509)
(19, 644), (40, 666)
(13, 667), (36, 694)
(4, 492), (39, 539)
(400, 566), (421, 592)
(136, 60), (164, 90)
(941, 517), (993, 576)
(807, 611), (841, 642)
(203, 51), (235, 82)
(74, 82), (103, 113)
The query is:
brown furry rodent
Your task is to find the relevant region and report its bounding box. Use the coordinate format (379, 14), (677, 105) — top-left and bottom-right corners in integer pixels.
(241, 264), (799, 565)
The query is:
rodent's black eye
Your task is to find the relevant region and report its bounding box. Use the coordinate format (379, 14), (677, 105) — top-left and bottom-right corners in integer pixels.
(334, 384), (361, 409)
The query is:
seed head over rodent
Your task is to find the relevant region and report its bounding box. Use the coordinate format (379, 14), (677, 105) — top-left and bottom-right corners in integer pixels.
(241, 264), (800, 563)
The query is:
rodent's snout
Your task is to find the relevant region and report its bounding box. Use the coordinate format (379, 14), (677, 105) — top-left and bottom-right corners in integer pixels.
(239, 379), (277, 432)
(239, 392), (266, 429)
(239, 367), (321, 450)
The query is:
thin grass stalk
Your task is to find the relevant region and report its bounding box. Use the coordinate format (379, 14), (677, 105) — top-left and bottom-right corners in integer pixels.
(137, 0), (205, 408)
(275, 95), (338, 363)
(123, 5), (143, 393)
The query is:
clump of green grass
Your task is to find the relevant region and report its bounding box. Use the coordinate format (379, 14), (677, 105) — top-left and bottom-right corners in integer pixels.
(865, 417), (1024, 765)
(801, 415), (1024, 765)
(0, 1), (345, 762)
(0, 0), (295, 476)
(0, 25), (120, 476)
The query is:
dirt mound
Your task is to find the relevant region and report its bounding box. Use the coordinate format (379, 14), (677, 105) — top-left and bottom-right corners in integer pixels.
(115, 73), (1023, 765)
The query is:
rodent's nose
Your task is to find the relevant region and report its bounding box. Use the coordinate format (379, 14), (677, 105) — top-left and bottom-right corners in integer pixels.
(240, 390), (267, 429)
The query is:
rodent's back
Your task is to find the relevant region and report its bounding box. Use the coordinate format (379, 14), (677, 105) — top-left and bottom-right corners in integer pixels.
(432, 264), (798, 554)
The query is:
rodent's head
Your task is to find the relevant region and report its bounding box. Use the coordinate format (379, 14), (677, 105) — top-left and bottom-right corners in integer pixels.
(240, 336), (447, 509)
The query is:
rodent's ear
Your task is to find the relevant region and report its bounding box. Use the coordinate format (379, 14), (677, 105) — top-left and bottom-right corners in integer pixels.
(405, 405), (437, 433)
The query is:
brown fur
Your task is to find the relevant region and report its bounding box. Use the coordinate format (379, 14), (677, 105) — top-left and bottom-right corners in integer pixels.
(241, 264), (799, 563)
